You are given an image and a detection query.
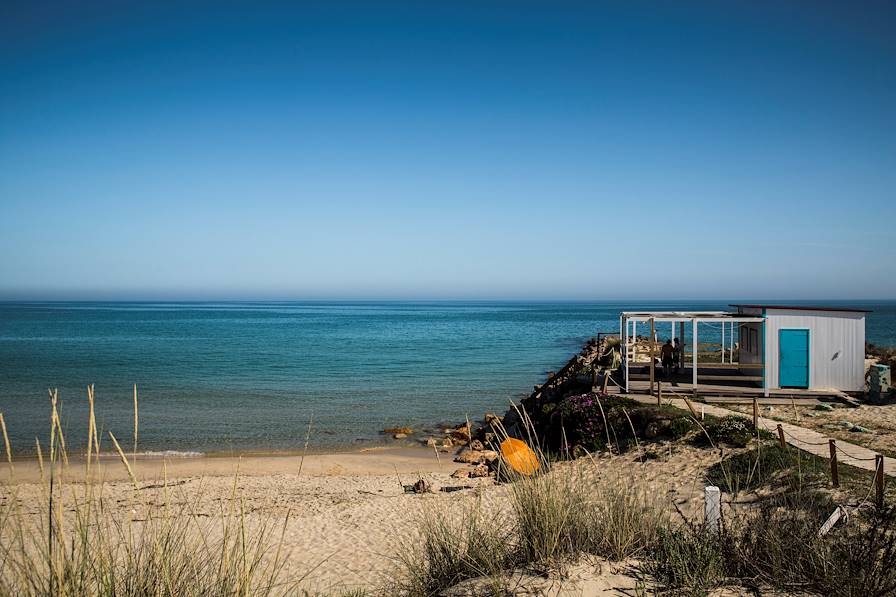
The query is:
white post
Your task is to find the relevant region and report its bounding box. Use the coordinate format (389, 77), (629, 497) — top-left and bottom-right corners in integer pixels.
(730, 321), (735, 361)
(632, 320), (637, 363)
(692, 319), (698, 388)
(624, 317), (630, 393)
(762, 319), (770, 397)
(704, 485), (720, 534)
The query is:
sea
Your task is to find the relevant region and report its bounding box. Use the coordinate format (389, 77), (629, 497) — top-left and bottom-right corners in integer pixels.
(1, 300), (894, 455)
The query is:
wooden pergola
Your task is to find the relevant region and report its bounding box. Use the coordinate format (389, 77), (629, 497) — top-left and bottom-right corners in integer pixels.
(619, 311), (768, 397)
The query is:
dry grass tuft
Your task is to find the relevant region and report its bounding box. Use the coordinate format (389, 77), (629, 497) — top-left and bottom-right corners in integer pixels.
(0, 385), (305, 597)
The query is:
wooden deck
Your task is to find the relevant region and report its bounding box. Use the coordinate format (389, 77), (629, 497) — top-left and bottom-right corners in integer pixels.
(609, 372), (853, 403)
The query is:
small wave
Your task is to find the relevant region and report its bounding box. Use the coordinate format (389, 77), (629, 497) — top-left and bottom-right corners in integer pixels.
(133, 450), (203, 458)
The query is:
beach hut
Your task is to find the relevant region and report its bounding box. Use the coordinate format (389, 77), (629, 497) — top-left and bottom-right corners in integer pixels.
(731, 304), (867, 393)
(619, 305), (868, 397)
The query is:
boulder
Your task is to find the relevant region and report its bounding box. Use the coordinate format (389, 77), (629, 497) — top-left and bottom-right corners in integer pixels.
(449, 424), (471, 442)
(484, 413), (502, 426)
(469, 464), (490, 478)
(815, 403), (835, 412)
(450, 468), (471, 479)
(469, 439), (484, 451)
(393, 433), (407, 439)
(454, 448), (499, 464)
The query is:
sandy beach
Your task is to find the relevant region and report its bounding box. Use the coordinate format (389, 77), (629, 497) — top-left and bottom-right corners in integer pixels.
(0, 443), (720, 594)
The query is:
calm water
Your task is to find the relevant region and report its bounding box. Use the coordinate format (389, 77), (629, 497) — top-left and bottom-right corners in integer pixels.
(1, 301), (894, 454)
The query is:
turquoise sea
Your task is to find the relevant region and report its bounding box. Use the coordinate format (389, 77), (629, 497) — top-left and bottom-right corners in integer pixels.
(1, 301), (894, 454)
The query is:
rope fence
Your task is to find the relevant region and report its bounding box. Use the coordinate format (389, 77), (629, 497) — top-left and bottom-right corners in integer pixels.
(637, 379), (888, 509)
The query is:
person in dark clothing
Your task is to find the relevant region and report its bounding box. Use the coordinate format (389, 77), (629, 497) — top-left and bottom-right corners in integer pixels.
(660, 339), (674, 378)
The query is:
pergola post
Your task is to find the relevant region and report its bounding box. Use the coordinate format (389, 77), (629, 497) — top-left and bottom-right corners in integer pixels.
(649, 317), (656, 395)
(624, 317), (630, 392)
(762, 318), (770, 397)
(692, 319), (698, 389)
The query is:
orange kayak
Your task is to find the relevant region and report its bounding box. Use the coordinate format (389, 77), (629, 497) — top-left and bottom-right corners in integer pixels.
(500, 437), (540, 476)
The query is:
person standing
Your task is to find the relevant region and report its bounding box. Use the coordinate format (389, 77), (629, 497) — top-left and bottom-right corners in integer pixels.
(661, 339), (674, 378)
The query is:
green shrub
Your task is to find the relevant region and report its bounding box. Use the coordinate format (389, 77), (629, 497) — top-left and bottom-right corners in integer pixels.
(701, 415), (753, 447)
(645, 525), (727, 597)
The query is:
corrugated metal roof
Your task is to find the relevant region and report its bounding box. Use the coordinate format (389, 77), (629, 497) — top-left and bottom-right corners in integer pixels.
(730, 304), (870, 313)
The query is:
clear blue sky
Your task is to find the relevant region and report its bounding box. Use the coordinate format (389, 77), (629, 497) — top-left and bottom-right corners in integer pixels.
(1, 1), (894, 300)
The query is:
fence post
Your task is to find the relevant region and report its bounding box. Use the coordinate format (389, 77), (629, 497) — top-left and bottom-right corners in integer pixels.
(876, 454), (885, 509)
(777, 424), (786, 450)
(657, 381), (662, 406)
(752, 396), (759, 430)
(829, 439), (839, 488)
(704, 485), (720, 535)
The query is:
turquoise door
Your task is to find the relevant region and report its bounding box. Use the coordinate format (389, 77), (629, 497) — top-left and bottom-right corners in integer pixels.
(779, 329), (809, 388)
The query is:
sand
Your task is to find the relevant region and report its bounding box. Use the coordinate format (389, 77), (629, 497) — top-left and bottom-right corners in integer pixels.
(0, 443), (723, 594)
(725, 401), (896, 458)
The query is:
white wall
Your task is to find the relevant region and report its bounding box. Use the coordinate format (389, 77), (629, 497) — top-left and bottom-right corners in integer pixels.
(763, 309), (865, 392)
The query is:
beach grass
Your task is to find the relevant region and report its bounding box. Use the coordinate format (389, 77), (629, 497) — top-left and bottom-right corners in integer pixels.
(0, 386), (301, 597)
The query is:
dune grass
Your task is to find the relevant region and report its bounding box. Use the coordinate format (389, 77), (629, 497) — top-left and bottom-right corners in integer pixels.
(0, 386), (303, 597)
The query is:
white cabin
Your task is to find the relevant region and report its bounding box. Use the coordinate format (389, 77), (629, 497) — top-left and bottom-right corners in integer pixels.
(733, 304), (867, 393)
(619, 305), (868, 397)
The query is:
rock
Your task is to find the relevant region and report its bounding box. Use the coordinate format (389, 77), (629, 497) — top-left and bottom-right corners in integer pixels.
(484, 432), (496, 444)
(850, 425), (872, 433)
(839, 421), (854, 428)
(481, 450), (499, 463)
(484, 413), (502, 426)
(454, 448), (498, 464)
(383, 427), (413, 435)
(822, 424), (842, 430)
(449, 424), (471, 442)
(469, 464), (490, 478)
(424, 438), (439, 447)
(469, 439), (484, 451)
(412, 478), (430, 494)
(393, 433), (407, 439)
(450, 468), (470, 479)
(814, 403), (835, 411)
(441, 437), (454, 448)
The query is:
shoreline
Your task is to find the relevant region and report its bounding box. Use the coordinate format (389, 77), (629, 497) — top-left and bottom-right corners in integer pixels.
(1, 444), (447, 485)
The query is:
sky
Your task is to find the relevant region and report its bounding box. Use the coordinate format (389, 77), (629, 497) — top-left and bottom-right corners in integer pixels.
(1, 1), (894, 300)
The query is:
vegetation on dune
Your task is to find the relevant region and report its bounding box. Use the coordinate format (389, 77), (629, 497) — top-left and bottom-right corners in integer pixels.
(0, 388), (308, 597)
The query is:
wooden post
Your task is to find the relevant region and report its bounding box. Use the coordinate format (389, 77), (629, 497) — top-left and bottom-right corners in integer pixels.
(657, 381), (662, 405)
(829, 439), (839, 488)
(649, 317), (656, 396)
(777, 424), (786, 449)
(601, 372), (609, 394)
(752, 397), (759, 430)
(876, 454), (885, 509)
